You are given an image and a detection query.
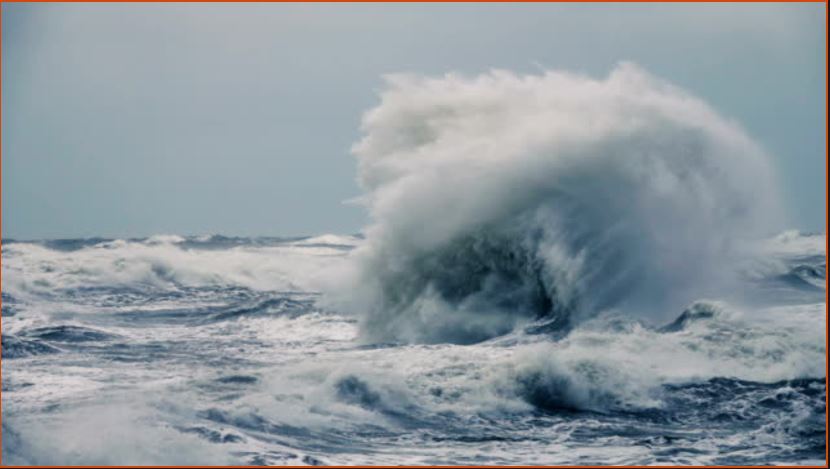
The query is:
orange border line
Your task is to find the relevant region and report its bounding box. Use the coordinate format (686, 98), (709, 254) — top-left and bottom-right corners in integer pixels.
(0, 0), (819, 2)
(824, 0), (830, 464)
(0, 1), (826, 468)
(1, 2), (5, 466)
(824, 0), (829, 466)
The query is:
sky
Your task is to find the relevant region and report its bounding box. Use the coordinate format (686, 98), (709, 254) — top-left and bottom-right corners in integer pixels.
(1, 2), (826, 239)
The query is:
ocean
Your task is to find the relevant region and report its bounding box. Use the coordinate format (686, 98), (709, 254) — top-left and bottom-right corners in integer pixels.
(1, 231), (825, 465)
(2, 64), (827, 466)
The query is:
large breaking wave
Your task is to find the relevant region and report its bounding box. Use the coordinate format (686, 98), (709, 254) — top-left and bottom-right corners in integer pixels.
(334, 63), (784, 344)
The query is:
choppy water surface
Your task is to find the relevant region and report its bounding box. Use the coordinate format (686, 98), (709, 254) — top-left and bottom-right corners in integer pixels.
(1, 232), (825, 465)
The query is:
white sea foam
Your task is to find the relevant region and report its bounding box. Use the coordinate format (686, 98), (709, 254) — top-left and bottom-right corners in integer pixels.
(1, 231), (824, 465)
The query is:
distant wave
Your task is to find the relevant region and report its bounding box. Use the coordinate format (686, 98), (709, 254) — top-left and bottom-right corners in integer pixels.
(1, 234), (358, 296)
(332, 63), (784, 344)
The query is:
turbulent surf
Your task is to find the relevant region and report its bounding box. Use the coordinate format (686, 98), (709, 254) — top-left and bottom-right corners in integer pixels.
(335, 63), (784, 344)
(1, 65), (826, 465)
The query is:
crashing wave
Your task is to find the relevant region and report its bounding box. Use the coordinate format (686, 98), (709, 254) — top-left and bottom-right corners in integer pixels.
(333, 63), (783, 344)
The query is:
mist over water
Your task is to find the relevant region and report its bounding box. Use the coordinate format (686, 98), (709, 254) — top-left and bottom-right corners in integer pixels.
(1, 65), (825, 466)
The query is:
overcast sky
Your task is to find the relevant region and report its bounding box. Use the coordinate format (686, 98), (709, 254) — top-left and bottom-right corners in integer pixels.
(2, 2), (825, 239)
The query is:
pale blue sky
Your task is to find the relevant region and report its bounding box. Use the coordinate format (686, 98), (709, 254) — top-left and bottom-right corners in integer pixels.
(2, 2), (825, 239)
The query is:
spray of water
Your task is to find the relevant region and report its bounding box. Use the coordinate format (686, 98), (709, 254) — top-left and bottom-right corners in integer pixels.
(333, 63), (784, 344)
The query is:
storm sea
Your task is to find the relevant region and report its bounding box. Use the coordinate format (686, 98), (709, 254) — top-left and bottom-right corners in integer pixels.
(1, 231), (825, 465)
(2, 65), (827, 465)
